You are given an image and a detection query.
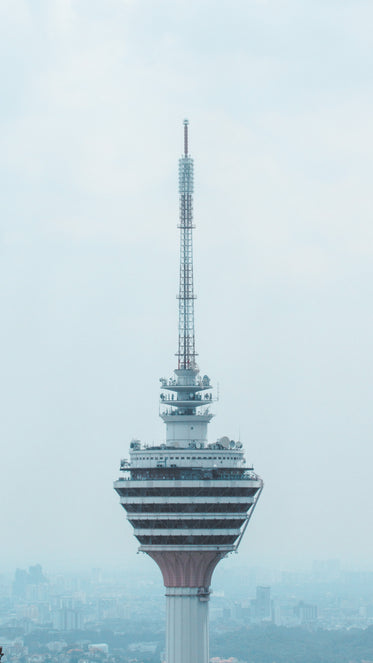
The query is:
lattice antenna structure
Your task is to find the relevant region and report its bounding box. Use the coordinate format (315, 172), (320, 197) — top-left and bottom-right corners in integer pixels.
(177, 119), (197, 370)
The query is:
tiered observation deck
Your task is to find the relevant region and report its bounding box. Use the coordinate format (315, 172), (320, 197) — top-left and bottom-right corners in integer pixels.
(159, 369), (215, 443)
(114, 441), (263, 552)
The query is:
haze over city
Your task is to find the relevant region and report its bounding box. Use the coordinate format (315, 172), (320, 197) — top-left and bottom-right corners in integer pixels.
(0, 0), (372, 577)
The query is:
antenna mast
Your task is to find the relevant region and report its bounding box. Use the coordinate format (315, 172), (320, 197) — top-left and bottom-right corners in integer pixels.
(177, 119), (197, 370)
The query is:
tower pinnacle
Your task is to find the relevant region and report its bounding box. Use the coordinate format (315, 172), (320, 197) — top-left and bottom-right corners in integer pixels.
(183, 118), (189, 156)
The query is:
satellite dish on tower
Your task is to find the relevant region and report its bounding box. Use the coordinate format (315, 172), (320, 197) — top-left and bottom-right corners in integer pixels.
(219, 436), (230, 449)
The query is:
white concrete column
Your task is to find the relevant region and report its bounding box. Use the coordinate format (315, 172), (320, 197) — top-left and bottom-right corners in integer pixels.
(165, 587), (209, 663)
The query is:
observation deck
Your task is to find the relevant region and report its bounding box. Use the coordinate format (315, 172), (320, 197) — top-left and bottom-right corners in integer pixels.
(114, 440), (263, 553)
(160, 375), (211, 392)
(158, 369), (215, 443)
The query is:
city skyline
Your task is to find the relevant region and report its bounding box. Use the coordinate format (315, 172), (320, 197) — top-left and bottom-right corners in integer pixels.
(0, 1), (372, 571)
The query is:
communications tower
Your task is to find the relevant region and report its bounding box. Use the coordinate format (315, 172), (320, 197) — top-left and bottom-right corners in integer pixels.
(114, 121), (263, 663)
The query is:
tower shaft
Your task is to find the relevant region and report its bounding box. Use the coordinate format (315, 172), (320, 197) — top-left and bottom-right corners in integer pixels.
(166, 588), (208, 663)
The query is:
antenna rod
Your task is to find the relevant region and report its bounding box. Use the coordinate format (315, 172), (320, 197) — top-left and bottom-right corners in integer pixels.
(184, 118), (189, 156)
(177, 120), (196, 370)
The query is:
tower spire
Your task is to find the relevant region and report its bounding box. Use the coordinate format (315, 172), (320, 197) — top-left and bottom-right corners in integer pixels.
(115, 121), (263, 663)
(177, 119), (196, 370)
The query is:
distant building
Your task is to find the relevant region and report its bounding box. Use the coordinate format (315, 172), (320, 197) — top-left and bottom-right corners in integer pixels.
(91, 568), (102, 584)
(271, 601), (282, 626)
(52, 608), (82, 631)
(88, 644), (109, 655)
(233, 603), (251, 621)
(255, 586), (272, 621)
(222, 607), (231, 620)
(294, 601), (318, 623)
(12, 565), (48, 600)
(312, 559), (340, 580)
(128, 642), (157, 654)
(46, 641), (68, 653)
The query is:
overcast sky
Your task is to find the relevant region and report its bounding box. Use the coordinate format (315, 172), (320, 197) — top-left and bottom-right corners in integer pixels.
(0, 0), (372, 575)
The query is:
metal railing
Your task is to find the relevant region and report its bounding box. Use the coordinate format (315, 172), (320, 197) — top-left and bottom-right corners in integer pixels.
(117, 469), (259, 482)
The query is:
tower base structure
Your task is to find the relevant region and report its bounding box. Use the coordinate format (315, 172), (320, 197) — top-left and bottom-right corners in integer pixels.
(146, 550), (225, 663)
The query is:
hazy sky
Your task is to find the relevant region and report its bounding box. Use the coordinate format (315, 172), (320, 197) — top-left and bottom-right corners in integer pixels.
(0, 0), (372, 575)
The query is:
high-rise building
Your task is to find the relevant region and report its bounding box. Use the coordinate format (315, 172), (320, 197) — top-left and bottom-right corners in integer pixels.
(12, 565), (48, 600)
(294, 601), (318, 624)
(255, 586), (272, 621)
(52, 607), (83, 631)
(114, 121), (263, 663)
